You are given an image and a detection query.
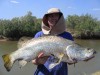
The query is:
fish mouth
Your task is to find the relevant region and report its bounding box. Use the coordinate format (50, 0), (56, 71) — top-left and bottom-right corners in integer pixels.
(84, 56), (95, 61)
(93, 51), (97, 54)
(84, 51), (96, 61)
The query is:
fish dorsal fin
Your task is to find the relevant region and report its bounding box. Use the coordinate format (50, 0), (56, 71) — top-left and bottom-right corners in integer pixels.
(17, 36), (32, 49)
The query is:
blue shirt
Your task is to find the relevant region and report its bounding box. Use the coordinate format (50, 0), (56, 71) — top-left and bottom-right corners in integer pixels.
(34, 31), (73, 75)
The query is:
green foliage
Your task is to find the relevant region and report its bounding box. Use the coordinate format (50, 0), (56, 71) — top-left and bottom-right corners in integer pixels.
(66, 15), (80, 29)
(0, 11), (41, 40)
(66, 14), (100, 39)
(94, 21), (100, 32)
(0, 11), (100, 39)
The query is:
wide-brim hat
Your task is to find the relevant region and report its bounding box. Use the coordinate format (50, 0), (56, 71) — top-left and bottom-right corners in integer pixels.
(46, 8), (62, 15)
(42, 8), (66, 35)
(43, 8), (62, 25)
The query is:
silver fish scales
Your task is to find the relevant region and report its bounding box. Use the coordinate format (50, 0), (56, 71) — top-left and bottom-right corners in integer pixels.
(2, 36), (96, 72)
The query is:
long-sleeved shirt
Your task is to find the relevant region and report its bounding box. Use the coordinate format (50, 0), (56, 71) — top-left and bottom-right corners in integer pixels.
(34, 31), (73, 75)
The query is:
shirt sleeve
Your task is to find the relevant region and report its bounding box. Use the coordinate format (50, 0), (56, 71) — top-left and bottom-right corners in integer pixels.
(44, 56), (56, 71)
(34, 31), (43, 38)
(67, 32), (74, 41)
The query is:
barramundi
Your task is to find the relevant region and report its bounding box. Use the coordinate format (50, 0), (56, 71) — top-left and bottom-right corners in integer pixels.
(2, 36), (96, 72)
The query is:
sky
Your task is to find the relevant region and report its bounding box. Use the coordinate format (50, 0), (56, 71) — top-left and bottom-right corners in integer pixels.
(0, 0), (100, 20)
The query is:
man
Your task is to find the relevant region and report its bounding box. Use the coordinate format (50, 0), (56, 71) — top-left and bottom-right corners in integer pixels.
(32, 8), (74, 75)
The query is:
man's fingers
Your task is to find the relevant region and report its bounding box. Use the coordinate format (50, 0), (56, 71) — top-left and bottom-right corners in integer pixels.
(38, 52), (44, 58)
(32, 59), (37, 64)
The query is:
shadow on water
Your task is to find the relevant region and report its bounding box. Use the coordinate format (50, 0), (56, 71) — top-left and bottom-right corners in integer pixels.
(0, 40), (100, 75)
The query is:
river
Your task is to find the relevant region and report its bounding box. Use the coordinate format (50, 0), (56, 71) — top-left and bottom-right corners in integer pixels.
(0, 39), (100, 75)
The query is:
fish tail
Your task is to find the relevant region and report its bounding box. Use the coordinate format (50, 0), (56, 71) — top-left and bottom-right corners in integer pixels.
(2, 54), (14, 72)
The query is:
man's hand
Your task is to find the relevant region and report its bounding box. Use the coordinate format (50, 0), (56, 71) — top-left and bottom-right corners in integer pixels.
(32, 52), (49, 65)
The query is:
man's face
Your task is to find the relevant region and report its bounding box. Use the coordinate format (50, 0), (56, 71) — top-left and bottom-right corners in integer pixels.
(48, 13), (60, 27)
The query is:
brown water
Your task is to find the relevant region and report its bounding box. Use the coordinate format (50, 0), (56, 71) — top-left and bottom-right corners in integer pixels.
(0, 39), (100, 75)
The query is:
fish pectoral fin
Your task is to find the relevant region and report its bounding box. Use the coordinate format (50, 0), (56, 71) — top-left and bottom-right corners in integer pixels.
(57, 53), (64, 63)
(19, 60), (27, 68)
(48, 53), (64, 69)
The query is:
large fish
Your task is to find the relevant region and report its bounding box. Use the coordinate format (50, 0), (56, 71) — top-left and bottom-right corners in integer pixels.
(2, 36), (96, 72)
